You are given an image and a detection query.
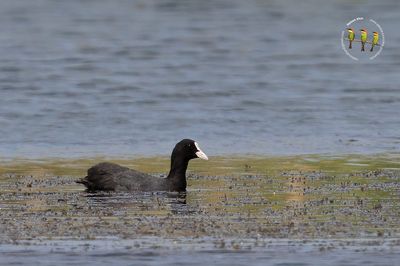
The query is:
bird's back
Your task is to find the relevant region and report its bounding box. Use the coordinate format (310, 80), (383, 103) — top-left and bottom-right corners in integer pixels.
(77, 162), (167, 191)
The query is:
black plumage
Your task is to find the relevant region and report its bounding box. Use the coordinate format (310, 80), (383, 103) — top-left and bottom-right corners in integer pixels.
(77, 139), (208, 192)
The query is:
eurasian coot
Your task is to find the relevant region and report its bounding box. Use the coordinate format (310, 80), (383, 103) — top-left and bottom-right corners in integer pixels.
(77, 139), (208, 192)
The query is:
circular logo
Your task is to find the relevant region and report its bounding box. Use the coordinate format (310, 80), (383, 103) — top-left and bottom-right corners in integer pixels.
(341, 17), (384, 61)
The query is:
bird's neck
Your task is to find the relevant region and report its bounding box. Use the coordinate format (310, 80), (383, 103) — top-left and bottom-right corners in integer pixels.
(167, 155), (188, 191)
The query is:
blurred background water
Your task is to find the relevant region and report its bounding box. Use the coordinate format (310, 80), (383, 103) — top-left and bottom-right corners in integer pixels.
(0, 0), (399, 158)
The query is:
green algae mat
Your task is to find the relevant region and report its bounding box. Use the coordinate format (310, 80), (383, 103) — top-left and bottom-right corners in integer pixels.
(0, 155), (399, 242)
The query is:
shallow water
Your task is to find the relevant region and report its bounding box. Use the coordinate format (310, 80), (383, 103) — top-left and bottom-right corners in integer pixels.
(1, 0), (400, 158)
(1, 238), (399, 266)
(1, 156), (400, 265)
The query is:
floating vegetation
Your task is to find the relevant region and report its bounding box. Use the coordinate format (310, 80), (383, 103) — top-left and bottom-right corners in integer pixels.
(0, 154), (399, 243)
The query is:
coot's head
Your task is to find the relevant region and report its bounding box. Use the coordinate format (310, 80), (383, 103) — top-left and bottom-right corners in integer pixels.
(172, 139), (208, 161)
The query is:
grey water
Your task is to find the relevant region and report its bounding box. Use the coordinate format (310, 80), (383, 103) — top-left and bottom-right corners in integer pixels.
(1, 0), (400, 158)
(1, 239), (399, 266)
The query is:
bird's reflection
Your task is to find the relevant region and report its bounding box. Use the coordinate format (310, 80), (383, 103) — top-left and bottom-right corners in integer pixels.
(82, 190), (195, 215)
(166, 191), (187, 204)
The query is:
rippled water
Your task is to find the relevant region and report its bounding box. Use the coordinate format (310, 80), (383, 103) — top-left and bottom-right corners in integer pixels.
(0, 0), (399, 158)
(1, 1), (400, 264)
(1, 239), (399, 266)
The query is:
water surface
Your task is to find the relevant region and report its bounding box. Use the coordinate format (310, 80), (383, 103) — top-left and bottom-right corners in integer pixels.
(1, 156), (400, 265)
(0, 0), (400, 158)
(1, 1), (400, 264)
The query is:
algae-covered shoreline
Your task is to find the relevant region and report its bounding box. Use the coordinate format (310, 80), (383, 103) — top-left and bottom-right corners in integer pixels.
(1, 154), (399, 244)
